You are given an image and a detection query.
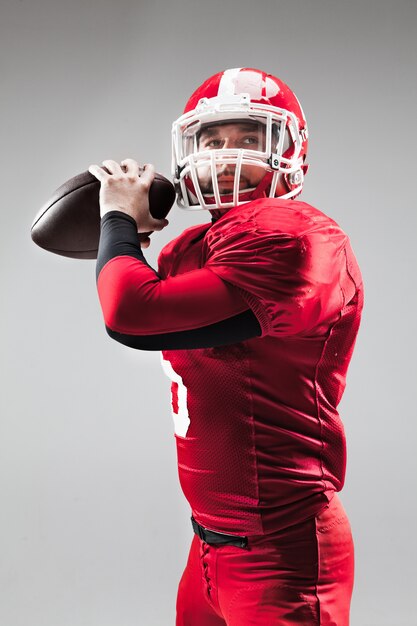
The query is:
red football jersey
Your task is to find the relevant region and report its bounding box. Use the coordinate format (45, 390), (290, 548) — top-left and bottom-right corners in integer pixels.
(158, 198), (364, 535)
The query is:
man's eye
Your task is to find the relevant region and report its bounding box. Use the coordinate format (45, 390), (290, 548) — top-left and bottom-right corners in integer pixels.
(206, 139), (223, 148)
(242, 136), (259, 146)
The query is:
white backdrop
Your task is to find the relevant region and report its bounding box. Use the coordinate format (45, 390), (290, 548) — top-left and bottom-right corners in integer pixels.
(1, 0), (416, 624)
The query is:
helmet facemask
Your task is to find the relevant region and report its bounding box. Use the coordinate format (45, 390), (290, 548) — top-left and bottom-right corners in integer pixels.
(172, 93), (305, 211)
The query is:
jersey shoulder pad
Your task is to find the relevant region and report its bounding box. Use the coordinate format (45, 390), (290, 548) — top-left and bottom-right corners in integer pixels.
(206, 198), (340, 245)
(204, 199), (348, 338)
(238, 198), (345, 238)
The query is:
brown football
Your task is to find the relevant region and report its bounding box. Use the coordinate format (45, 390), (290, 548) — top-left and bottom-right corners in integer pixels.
(31, 169), (176, 259)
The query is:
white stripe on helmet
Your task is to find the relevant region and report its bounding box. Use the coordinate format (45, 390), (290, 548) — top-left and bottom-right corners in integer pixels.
(218, 68), (242, 97)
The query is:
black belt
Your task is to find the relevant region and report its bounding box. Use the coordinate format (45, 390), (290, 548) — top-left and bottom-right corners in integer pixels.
(191, 517), (248, 548)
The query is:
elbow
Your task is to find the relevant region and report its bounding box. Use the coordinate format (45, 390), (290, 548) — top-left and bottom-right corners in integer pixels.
(96, 280), (130, 332)
(96, 266), (132, 332)
(100, 297), (127, 333)
(96, 258), (163, 334)
(97, 282), (162, 335)
(98, 289), (138, 334)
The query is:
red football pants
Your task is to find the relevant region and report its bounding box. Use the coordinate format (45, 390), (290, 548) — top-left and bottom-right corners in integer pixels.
(176, 494), (354, 625)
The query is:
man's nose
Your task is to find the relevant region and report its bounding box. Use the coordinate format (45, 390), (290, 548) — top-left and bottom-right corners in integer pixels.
(217, 163), (236, 175)
(222, 138), (236, 149)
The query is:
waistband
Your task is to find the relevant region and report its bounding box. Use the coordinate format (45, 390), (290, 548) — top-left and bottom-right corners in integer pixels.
(191, 517), (248, 548)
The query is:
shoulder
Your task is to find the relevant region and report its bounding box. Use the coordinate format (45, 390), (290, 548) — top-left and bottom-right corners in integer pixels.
(205, 198), (348, 252)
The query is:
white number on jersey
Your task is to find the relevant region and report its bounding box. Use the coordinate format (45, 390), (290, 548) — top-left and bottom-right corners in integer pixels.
(160, 355), (190, 437)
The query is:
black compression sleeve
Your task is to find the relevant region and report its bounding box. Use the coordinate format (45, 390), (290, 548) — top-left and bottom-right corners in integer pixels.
(96, 211), (156, 279)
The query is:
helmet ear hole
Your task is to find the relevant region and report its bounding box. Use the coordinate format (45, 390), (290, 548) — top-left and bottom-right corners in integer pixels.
(283, 169), (304, 195)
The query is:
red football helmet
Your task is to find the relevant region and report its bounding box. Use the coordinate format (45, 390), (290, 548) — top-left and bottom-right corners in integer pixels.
(172, 67), (309, 211)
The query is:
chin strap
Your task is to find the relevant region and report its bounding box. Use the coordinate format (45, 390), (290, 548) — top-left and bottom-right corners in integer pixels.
(248, 170), (276, 201)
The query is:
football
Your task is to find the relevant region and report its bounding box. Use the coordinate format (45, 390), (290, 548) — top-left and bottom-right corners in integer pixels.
(31, 169), (176, 259)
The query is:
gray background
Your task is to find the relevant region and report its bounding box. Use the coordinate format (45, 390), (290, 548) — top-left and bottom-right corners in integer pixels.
(1, 0), (416, 624)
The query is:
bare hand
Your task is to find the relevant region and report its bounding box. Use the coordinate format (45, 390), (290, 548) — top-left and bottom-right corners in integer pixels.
(88, 158), (169, 247)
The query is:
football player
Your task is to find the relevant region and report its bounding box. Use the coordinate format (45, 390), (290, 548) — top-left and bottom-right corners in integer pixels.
(89, 67), (364, 626)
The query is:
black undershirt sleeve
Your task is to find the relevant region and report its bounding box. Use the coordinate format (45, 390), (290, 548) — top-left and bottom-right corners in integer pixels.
(96, 211), (261, 350)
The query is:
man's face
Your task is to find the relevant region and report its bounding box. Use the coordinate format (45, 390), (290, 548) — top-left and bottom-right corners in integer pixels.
(196, 121), (267, 194)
